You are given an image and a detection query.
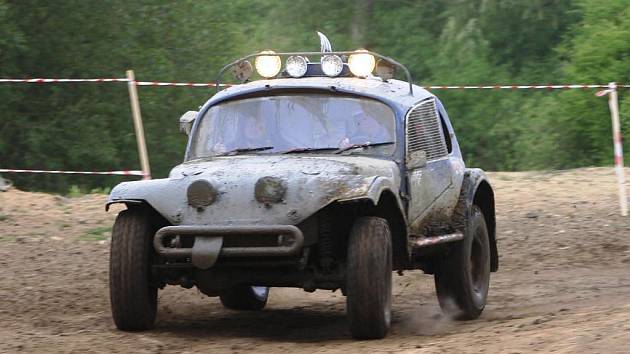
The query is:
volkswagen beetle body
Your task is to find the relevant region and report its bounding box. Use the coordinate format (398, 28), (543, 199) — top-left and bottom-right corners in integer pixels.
(107, 52), (498, 339)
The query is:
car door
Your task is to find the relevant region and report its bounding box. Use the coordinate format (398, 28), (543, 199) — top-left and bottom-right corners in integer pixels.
(405, 98), (454, 231)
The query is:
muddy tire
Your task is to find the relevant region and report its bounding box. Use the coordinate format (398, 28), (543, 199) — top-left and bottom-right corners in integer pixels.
(346, 217), (392, 339)
(220, 286), (269, 311)
(435, 205), (490, 320)
(109, 209), (159, 331)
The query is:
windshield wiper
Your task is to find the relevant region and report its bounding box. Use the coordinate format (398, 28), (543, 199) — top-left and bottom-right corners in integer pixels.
(282, 147), (339, 154)
(334, 141), (394, 154)
(215, 146), (274, 156)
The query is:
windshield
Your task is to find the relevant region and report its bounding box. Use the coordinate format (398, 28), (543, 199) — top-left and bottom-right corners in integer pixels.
(189, 94), (396, 159)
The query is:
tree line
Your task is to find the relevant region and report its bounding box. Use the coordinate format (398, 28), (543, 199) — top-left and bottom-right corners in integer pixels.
(0, 0), (628, 193)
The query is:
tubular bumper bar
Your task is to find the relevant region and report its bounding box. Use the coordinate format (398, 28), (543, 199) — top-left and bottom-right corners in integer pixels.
(154, 225), (304, 258)
(411, 232), (464, 248)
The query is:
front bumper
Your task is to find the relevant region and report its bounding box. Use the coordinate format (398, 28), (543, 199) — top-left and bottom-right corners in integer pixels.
(154, 225), (304, 269)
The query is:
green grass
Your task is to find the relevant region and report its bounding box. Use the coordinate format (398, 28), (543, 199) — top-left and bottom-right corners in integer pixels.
(0, 235), (16, 242)
(66, 185), (111, 198)
(79, 226), (111, 241)
(0, 213), (9, 222)
(67, 185), (83, 198)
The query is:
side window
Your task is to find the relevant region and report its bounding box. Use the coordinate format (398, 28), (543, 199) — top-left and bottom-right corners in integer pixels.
(406, 98), (448, 160)
(439, 114), (453, 154)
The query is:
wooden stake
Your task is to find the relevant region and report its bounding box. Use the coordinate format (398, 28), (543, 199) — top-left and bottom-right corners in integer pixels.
(126, 70), (151, 180)
(608, 82), (627, 216)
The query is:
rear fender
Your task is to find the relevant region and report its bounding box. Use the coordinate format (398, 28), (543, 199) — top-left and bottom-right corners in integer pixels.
(456, 169), (498, 272)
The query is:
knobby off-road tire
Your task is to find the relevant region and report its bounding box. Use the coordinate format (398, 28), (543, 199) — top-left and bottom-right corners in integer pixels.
(109, 209), (159, 330)
(435, 205), (491, 320)
(220, 286), (269, 311)
(346, 217), (393, 339)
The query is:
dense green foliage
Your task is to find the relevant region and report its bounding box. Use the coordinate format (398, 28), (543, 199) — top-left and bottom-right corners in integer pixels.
(0, 0), (628, 192)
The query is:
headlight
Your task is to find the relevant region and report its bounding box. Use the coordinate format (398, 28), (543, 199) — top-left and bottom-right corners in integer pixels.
(285, 55), (308, 78)
(348, 49), (375, 78)
(321, 55), (343, 77)
(187, 180), (217, 208)
(255, 50), (282, 78)
(255, 176), (287, 204)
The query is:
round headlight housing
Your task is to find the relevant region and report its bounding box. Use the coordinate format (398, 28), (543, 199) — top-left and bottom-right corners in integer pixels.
(321, 55), (344, 77)
(348, 49), (375, 78)
(255, 176), (287, 204)
(375, 59), (396, 81)
(232, 60), (253, 82)
(255, 50), (282, 78)
(285, 55), (308, 78)
(187, 180), (217, 208)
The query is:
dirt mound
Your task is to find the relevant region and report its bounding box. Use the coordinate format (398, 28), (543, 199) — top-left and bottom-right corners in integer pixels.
(1, 167), (629, 353)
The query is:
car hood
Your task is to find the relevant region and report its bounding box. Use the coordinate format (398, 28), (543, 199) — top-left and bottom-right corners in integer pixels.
(108, 155), (401, 226)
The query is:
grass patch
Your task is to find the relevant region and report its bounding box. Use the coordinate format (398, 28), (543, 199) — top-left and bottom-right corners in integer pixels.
(67, 185), (83, 198)
(66, 185), (111, 198)
(79, 226), (111, 241)
(90, 187), (111, 195)
(0, 213), (10, 222)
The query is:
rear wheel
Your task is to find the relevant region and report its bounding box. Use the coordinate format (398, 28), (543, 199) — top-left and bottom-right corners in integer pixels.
(220, 286), (269, 311)
(346, 217), (392, 339)
(109, 208), (159, 330)
(435, 205), (490, 320)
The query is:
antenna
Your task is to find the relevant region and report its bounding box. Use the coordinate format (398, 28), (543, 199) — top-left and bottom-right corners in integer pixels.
(317, 31), (332, 52)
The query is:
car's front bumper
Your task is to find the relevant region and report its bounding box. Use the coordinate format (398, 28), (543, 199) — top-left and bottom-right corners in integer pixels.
(153, 225), (304, 269)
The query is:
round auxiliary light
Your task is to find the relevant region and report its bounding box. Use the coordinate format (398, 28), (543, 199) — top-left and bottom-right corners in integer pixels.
(285, 55), (308, 78)
(321, 55), (343, 77)
(348, 49), (375, 78)
(255, 50), (282, 78)
(375, 59), (396, 81)
(232, 60), (253, 82)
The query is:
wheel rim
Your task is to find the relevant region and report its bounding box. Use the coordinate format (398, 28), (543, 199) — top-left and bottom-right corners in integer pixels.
(469, 228), (489, 300)
(250, 286), (269, 300)
(384, 269), (392, 326)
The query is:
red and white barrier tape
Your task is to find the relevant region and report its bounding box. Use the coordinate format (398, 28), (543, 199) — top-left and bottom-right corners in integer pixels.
(0, 168), (144, 176)
(135, 81), (229, 87)
(423, 84), (629, 90)
(0, 78), (129, 83)
(0, 78), (228, 87)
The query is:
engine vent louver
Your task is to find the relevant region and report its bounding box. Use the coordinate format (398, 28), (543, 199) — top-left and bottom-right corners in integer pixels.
(406, 98), (448, 160)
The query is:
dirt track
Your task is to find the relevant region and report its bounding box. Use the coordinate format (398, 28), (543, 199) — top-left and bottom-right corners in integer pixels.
(1, 167), (629, 353)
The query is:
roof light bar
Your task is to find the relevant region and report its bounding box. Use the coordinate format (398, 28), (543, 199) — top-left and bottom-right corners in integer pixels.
(217, 50), (414, 95)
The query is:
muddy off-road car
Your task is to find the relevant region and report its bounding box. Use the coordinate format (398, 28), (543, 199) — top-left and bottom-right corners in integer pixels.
(107, 35), (498, 339)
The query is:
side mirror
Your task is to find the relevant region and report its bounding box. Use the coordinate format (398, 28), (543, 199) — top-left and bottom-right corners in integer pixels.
(406, 150), (427, 169)
(179, 111), (198, 136)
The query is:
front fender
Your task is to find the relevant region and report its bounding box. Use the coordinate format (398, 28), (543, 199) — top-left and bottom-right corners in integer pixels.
(337, 176), (405, 213)
(106, 178), (187, 224)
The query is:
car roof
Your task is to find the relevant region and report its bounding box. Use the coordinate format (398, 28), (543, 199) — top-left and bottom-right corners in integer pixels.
(206, 77), (435, 110)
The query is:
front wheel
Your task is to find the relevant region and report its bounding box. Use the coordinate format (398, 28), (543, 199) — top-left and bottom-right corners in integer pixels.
(220, 286), (269, 311)
(435, 205), (491, 320)
(109, 208), (159, 330)
(346, 216), (392, 339)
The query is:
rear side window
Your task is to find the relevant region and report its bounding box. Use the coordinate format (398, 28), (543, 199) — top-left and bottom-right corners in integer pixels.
(405, 98), (448, 160)
(439, 114), (453, 154)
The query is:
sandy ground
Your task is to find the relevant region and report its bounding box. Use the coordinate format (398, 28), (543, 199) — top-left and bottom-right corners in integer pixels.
(0, 167), (629, 353)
